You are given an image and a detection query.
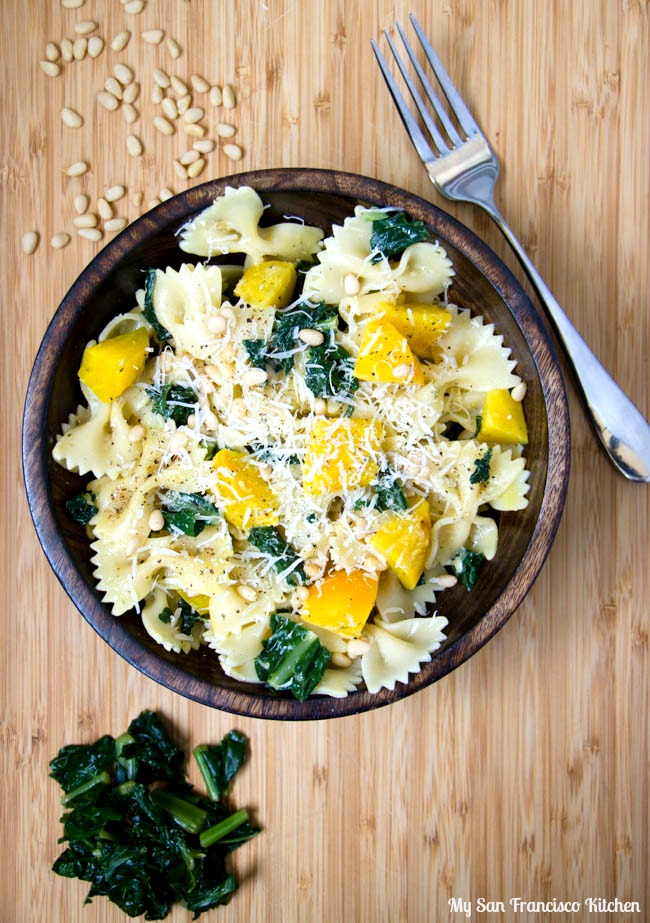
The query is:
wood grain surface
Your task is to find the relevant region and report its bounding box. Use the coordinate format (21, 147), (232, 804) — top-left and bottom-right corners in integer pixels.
(2, 1), (648, 921)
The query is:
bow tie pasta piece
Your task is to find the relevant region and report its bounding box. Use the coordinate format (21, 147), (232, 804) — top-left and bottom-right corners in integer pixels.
(178, 186), (324, 264)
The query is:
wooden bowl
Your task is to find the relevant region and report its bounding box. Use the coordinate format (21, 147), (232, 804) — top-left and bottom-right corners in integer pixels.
(22, 168), (570, 719)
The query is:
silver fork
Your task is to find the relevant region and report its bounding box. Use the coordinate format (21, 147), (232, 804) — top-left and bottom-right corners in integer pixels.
(372, 14), (650, 482)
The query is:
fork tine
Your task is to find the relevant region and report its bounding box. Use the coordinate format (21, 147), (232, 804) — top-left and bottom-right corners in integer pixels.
(370, 39), (438, 164)
(409, 13), (482, 139)
(394, 22), (463, 148)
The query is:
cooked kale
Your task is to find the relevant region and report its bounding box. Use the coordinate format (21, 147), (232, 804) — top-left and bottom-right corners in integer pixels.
(266, 301), (339, 373)
(158, 599), (204, 635)
(50, 711), (258, 919)
(304, 339), (359, 401)
(242, 338), (268, 369)
(147, 383), (198, 426)
(369, 211), (430, 262)
(470, 447), (493, 485)
(247, 525), (307, 586)
(254, 613), (331, 700)
(159, 490), (221, 537)
(450, 548), (485, 591)
(142, 268), (171, 341)
(65, 492), (98, 525)
(373, 466), (408, 512)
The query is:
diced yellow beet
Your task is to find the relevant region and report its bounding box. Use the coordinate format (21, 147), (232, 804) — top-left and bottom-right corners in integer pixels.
(234, 260), (297, 308)
(369, 500), (431, 590)
(177, 590), (210, 615)
(212, 448), (279, 529)
(78, 327), (149, 402)
(303, 418), (383, 495)
(354, 320), (424, 385)
(376, 301), (451, 359)
(301, 569), (379, 639)
(477, 389), (528, 445)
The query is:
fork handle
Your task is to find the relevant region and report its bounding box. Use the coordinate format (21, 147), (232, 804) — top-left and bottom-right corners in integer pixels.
(485, 205), (650, 482)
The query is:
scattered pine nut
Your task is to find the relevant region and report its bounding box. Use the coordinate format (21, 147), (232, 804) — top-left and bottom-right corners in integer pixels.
(299, 328), (325, 346)
(148, 509), (165, 531)
(161, 96), (178, 120)
(125, 536), (141, 557)
(114, 63), (134, 85)
(343, 272), (360, 295)
(123, 0), (146, 13)
(177, 94), (191, 114)
(142, 28), (164, 44)
(122, 103), (139, 124)
(435, 573), (458, 588)
(61, 106), (84, 128)
(126, 133), (143, 156)
(236, 584), (258, 603)
(151, 83), (164, 104)
(153, 115), (175, 135)
(147, 197), (161, 208)
(74, 193), (89, 213)
(346, 637), (371, 658)
(511, 381), (527, 402)
(105, 184), (126, 202)
(222, 83), (236, 108)
(330, 652), (353, 668)
(111, 31), (131, 52)
(39, 60), (61, 77)
(87, 36), (104, 57)
(51, 232), (71, 249)
(97, 91), (119, 111)
(183, 106), (204, 123)
(60, 38), (74, 62)
(193, 138), (215, 153)
(223, 142), (243, 161)
(314, 398), (327, 415)
(207, 314), (227, 334)
(183, 122), (205, 137)
(61, 0), (84, 8)
(392, 363), (411, 378)
(123, 81), (140, 104)
(45, 42), (60, 61)
(159, 187), (174, 201)
(22, 231), (39, 255)
(128, 423), (145, 442)
(241, 368), (268, 386)
(78, 227), (103, 241)
(105, 76), (123, 99)
(173, 159), (188, 179)
(73, 213), (98, 228)
(165, 36), (181, 58)
(170, 75), (188, 96)
(186, 156), (206, 178)
(190, 73), (210, 93)
(152, 67), (170, 88)
(179, 149), (199, 165)
(209, 85), (222, 106)
(97, 197), (113, 220)
(105, 217), (127, 233)
(75, 20), (97, 35)
(72, 37), (88, 60)
(216, 121), (236, 138)
(132, 190), (143, 207)
(65, 160), (89, 177)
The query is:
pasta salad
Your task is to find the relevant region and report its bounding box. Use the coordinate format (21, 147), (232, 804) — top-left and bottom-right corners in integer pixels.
(54, 186), (530, 700)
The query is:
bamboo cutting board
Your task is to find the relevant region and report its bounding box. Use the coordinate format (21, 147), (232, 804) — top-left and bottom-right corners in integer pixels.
(2, 2), (649, 921)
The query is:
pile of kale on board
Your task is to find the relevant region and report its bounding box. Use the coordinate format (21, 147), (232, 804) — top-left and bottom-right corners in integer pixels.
(49, 710), (259, 919)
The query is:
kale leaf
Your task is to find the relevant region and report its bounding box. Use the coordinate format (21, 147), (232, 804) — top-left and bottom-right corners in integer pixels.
(450, 548), (485, 591)
(193, 730), (248, 802)
(65, 491), (98, 525)
(147, 383), (198, 426)
(160, 490), (221, 537)
(49, 734), (115, 796)
(120, 710), (185, 784)
(266, 302), (339, 373)
(242, 338), (268, 369)
(247, 525), (307, 586)
(304, 340), (359, 401)
(254, 613), (331, 700)
(142, 268), (171, 341)
(373, 466), (408, 512)
(470, 447), (493, 485)
(369, 211), (430, 262)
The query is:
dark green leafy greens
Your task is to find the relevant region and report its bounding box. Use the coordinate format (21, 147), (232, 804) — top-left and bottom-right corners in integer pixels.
(372, 466), (408, 512)
(159, 490), (221, 537)
(147, 383), (198, 426)
(369, 211), (430, 263)
(158, 598), (204, 636)
(254, 612), (331, 700)
(50, 710), (258, 920)
(142, 269), (171, 341)
(244, 301), (340, 375)
(450, 548), (485, 591)
(248, 525), (307, 586)
(65, 491), (98, 525)
(470, 447), (493, 485)
(304, 340), (358, 402)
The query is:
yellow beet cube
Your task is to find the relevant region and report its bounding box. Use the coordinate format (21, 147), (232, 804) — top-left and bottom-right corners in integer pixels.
(301, 569), (379, 639)
(354, 320), (424, 385)
(212, 448), (279, 529)
(303, 418), (383, 495)
(177, 590), (210, 615)
(78, 327), (149, 402)
(377, 301), (451, 359)
(477, 389), (528, 445)
(234, 260), (297, 308)
(369, 500), (431, 590)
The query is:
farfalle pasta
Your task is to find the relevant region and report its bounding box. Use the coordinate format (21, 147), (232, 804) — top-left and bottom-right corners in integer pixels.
(54, 186), (531, 699)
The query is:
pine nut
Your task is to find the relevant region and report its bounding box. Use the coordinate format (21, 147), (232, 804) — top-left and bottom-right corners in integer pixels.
(173, 159), (188, 179)
(170, 75), (188, 96)
(22, 231), (39, 255)
(299, 328), (324, 346)
(292, 585), (310, 604)
(343, 272), (361, 295)
(190, 73), (210, 93)
(105, 217), (127, 233)
(122, 103), (138, 124)
(222, 83), (236, 108)
(65, 160), (89, 177)
(183, 123), (205, 138)
(60, 106), (84, 128)
(60, 38), (74, 62)
(216, 121), (236, 138)
(209, 85), (222, 106)
(61, 0), (84, 8)
(161, 97), (178, 120)
(330, 652), (353, 668)
(126, 134), (143, 156)
(314, 398), (327, 415)
(39, 60), (61, 77)
(151, 83), (164, 104)
(183, 106), (204, 123)
(87, 36), (104, 57)
(153, 115), (175, 135)
(159, 187), (174, 201)
(97, 91), (119, 111)
(123, 81), (140, 104)
(166, 37), (181, 58)
(75, 20), (97, 34)
(97, 197), (113, 220)
(207, 314), (227, 334)
(105, 76), (123, 99)
(392, 363), (411, 378)
(45, 42), (60, 61)
(123, 0), (145, 13)
(179, 148), (199, 165)
(142, 28), (164, 44)
(111, 31), (131, 52)
(73, 213), (98, 228)
(74, 193), (89, 213)
(511, 381), (527, 402)
(193, 138), (215, 154)
(105, 185), (125, 202)
(186, 156), (206, 178)
(435, 573), (458, 588)
(148, 509), (165, 531)
(152, 67), (170, 88)
(177, 94), (191, 114)
(347, 637), (371, 658)
(126, 536), (141, 556)
(223, 143), (243, 161)
(241, 368), (268, 386)
(132, 191), (143, 207)
(77, 227), (103, 241)
(169, 431), (188, 453)
(129, 423), (145, 442)
(72, 37), (87, 60)
(236, 584), (258, 602)
(114, 63), (134, 86)
(51, 232), (71, 249)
